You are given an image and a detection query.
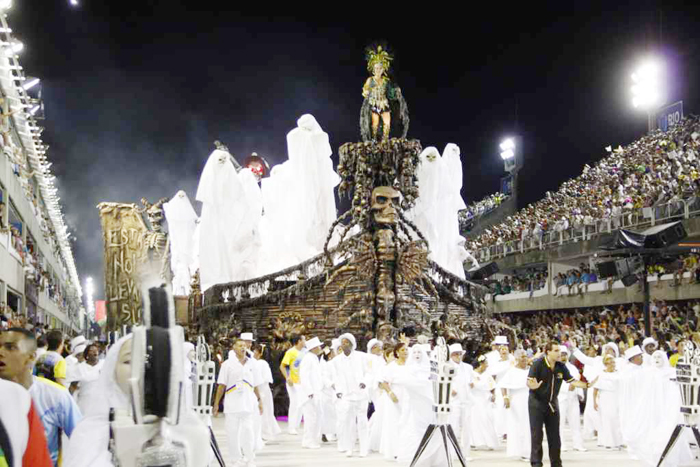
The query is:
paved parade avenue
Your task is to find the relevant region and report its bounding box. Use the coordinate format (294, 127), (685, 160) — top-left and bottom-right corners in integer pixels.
(210, 417), (700, 467)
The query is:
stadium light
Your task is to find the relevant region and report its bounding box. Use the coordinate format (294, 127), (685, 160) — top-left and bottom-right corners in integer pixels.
(631, 58), (664, 132)
(499, 138), (516, 160)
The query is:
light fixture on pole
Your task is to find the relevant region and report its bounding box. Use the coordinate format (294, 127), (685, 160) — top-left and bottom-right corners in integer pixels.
(631, 58), (664, 133)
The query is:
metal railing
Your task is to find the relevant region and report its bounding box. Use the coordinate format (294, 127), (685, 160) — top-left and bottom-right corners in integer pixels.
(475, 197), (700, 262)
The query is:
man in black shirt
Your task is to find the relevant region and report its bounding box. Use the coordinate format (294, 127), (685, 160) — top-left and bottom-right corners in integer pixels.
(527, 341), (590, 467)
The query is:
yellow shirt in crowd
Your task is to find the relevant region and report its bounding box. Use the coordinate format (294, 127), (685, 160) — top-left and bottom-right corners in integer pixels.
(281, 347), (301, 384)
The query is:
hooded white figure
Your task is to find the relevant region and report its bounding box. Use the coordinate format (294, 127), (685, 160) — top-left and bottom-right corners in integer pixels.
(258, 162), (301, 274)
(163, 190), (198, 295)
(557, 347), (585, 452)
(285, 114), (340, 258)
(641, 337), (658, 367)
(498, 349), (530, 460)
(439, 144), (468, 278)
(232, 168), (264, 282)
(409, 146), (443, 263)
(332, 333), (370, 457)
(298, 337), (324, 449)
(592, 355), (623, 449)
(195, 147), (243, 291)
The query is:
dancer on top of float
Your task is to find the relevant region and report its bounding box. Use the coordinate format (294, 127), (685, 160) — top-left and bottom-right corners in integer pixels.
(360, 46), (408, 142)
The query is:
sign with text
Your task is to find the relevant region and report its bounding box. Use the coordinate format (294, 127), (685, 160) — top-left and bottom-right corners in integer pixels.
(657, 101), (683, 132)
(97, 203), (148, 331)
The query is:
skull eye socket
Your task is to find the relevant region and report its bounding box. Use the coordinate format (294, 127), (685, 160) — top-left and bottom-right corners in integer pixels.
(376, 196), (389, 204)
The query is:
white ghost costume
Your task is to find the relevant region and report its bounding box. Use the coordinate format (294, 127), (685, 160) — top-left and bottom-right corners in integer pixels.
(439, 144), (468, 278)
(259, 162), (301, 274)
(285, 114), (340, 258)
(232, 168), (264, 282)
(195, 148), (243, 291)
(498, 364), (530, 459)
(163, 190), (198, 295)
(409, 146), (444, 263)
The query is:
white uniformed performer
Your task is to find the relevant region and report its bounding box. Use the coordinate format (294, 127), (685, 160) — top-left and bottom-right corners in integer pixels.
(447, 343), (474, 459)
(332, 333), (370, 457)
(557, 346), (586, 452)
(499, 349), (531, 461)
(298, 337), (324, 449)
(213, 338), (263, 467)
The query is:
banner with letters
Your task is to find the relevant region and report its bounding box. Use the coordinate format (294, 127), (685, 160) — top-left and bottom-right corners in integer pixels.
(97, 202), (148, 331)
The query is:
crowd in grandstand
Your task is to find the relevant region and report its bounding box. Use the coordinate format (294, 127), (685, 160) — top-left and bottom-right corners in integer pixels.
(459, 191), (510, 225)
(467, 116), (700, 254)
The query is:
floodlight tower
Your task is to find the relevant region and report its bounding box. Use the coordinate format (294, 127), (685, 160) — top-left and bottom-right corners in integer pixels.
(631, 58), (664, 133)
(499, 136), (522, 210)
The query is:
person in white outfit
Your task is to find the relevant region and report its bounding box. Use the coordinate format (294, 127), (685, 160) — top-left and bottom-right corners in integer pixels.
(469, 355), (499, 450)
(366, 339), (385, 453)
(240, 332), (265, 452)
(593, 355), (623, 449)
(378, 342), (410, 461)
(332, 333), (370, 457)
(499, 349), (531, 461)
(557, 346), (586, 452)
(641, 337), (658, 367)
(447, 343), (474, 460)
(252, 344), (280, 441)
(213, 338), (263, 467)
(320, 340), (340, 442)
(298, 337), (324, 449)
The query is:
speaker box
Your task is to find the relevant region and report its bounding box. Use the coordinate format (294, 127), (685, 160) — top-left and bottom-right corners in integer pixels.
(621, 275), (638, 287)
(644, 222), (688, 248)
(615, 258), (630, 277)
(597, 261), (618, 278)
(467, 262), (499, 281)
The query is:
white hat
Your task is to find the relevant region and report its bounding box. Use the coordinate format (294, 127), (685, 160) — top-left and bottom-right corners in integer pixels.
(449, 343), (464, 355)
(71, 335), (86, 349)
(602, 342), (620, 358)
(74, 344), (87, 356)
(367, 339), (383, 353)
(331, 339), (341, 352)
(642, 337), (658, 349)
(559, 345), (569, 355)
(240, 332), (255, 342)
(492, 335), (508, 346)
(306, 337), (322, 351)
(338, 333), (356, 351)
(625, 345), (643, 361)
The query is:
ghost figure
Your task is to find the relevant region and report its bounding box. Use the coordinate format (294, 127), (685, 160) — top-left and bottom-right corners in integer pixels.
(286, 114), (340, 257)
(163, 190), (198, 295)
(439, 143), (467, 277)
(196, 147), (241, 291)
(409, 146), (444, 263)
(259, 162), (301, 274)
(232, 168), (263, 281)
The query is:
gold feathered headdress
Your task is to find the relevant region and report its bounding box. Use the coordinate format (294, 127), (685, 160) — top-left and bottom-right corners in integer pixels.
(366, 45), (393, 72)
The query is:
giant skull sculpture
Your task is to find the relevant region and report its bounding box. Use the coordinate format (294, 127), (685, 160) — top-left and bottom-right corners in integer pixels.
(371, 186), (400, 225)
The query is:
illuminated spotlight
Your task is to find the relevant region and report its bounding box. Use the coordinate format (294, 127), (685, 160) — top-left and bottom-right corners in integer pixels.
(499, 138), (515, 151)
(22, 77), (40, 91)
(0, 0), (12, 10)
(69, 0), (79, 5)
(500, 148), (515, 160)
(630, 58), (663, 110)
(29, 105), (40, 115)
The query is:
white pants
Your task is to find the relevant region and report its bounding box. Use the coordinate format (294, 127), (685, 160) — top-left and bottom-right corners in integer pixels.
(225, 412), (255, 463)
(321, 391), (337, 438)
(336, 398), (369, 455)
(301, 396), (322, 448)
(252, 388), (265, 451)
(286, 383), (302, 433)
(449, 404), (472, 457)
(559, 395), (584, 450)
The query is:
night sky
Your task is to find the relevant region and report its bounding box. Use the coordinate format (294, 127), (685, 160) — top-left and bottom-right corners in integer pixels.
(7, 0), (700, 299)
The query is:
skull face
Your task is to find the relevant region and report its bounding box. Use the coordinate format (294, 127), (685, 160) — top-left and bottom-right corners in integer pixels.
(371, 186), (400, 225)
(147, 205), (165, 232)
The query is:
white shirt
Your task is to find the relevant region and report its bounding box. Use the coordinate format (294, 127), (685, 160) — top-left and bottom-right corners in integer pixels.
(298, 352), (323, 400)
(217, 356), (259, 414)
(332, 350), (369, 401)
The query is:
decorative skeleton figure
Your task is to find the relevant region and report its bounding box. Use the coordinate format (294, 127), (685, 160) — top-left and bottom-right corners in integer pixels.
(326, 185), (436, 334)
(140, 197), (172, 282)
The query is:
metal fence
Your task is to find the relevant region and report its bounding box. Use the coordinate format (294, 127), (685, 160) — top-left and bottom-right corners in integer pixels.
(475, 197), (700, 263)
